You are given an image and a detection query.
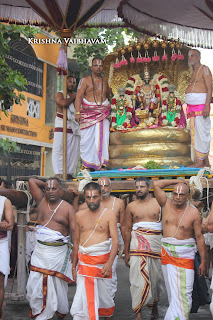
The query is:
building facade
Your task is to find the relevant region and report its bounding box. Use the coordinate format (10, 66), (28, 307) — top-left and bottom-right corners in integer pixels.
(0, 31), (80, 181)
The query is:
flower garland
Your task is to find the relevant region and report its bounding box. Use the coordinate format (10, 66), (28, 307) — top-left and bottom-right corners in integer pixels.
(161, 92), (182, 127)
(110, 94), (133, 130)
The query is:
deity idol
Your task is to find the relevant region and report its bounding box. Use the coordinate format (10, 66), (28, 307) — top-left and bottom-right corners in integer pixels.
(110, 87), (134, 130)
(159, 84), (186, 127)
(132, 65), (161, 127)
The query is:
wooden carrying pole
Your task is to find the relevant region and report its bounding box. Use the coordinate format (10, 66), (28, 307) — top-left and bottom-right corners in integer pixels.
(62, 43), (68, 180)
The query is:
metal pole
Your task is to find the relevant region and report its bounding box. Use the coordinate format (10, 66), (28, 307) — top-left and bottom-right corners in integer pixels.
(17, 210), (26, 299)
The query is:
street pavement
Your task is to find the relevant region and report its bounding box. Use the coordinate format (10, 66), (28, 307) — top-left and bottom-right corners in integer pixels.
(4, 259), (213, 319)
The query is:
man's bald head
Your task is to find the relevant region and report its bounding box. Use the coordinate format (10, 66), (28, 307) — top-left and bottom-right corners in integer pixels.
(173, 183), (189, 195)
(172, 183), (189, 208)
(188, 49), (201, 67)
(98, 176), (111, 186)
(98, 176), (111, 198)
(189, 49), (200, 57)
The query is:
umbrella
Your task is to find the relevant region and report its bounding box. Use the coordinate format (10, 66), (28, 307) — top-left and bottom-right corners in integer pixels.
(1, 1), (213, 47)
(117, 0), (213, 48)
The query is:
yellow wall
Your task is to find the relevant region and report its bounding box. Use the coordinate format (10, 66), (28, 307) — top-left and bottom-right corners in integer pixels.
(0, 62), (53, 145)
(32, 32), (59, 66)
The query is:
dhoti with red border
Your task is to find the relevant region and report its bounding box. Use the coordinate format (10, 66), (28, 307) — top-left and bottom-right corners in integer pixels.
(80, 98), (110, 170)
(129, 222), (163, 314)
(70, 240), (115, 320)
(27, 226), (74, 320)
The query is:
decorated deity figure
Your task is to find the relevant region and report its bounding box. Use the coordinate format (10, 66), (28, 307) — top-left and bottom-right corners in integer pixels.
(131, 65), (161, 127)
(134, 65), (159, 112)
(159, 84), (186, 128)
(110, 86), (134, 130)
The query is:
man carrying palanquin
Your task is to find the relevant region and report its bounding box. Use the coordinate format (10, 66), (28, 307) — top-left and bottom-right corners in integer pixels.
(71, 182), (118, 320)
(185, 49), (212, 168)
(153, 179), (206, 320)
(27, 177), (75, 320)
(124, 177), (163, 320)
(75, 57), (111, 171)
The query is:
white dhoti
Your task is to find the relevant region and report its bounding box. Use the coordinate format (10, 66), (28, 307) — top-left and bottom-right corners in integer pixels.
(80, 98), (110, 170)
(129, 221), (163, 313)
(26, 222), (38, 264)
(117, 222), (123, 245)
(52, 102), (80, 176)
(0, 237), (10, 288)
(161, 237), (196, 320)
(185, 93), (211, 161)
(71, 240), (115, 319)
(27, 226), (73, 320)
(0, 196), (10, 287)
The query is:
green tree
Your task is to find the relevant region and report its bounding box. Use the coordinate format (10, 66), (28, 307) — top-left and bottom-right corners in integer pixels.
(0, 23), (38, 112)
(0, 138), (20, 156)
(72, 27), (140, 76)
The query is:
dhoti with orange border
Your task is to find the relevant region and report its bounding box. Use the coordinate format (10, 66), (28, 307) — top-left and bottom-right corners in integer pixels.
(161, 237), (196, 320)
(80, 98), (110, 170)
(129, 222), (163, 314)
(27, 226), (74, 320)
(185, 93), (211, 162)
(71, 240), (115, 320)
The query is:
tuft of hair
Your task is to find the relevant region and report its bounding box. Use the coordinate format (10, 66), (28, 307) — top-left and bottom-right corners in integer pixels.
(92, 57), (104, 66)
(84, 182), (101, 195)
(135, 176), (150, 187)
(47, 177), (61, 188)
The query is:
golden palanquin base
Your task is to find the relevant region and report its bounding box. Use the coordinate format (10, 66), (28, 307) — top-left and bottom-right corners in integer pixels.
(108, 128), (192, 169)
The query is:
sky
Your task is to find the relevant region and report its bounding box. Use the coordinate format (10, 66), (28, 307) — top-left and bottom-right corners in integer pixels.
(200, 48), (213, 73)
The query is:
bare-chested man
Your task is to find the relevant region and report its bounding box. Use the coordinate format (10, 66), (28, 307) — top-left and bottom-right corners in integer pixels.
(75, 57), (111, 171)
(185, 49), (212, 168)
(0, 196), (14, 320)
(153, 179), (206, 320)
(52, 75), (80, 179)
(98, 176), (125, 245)
(203, 203), (213, 316)
(70, 182), (118, 320)
(78, 176), (125, 299)
(27, 177), (76, 320)
(124, 177), (163, 320)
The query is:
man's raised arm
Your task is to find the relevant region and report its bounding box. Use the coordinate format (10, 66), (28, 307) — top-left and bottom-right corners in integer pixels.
(153, 179), (185, 207)
(29, 178), (45, 206)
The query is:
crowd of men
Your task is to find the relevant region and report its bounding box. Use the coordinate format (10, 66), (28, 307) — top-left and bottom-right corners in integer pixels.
(1, 176), (213, 320)
(0, 49), (212, 319)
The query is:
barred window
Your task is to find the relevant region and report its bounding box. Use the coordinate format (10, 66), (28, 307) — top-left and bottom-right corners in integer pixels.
(5, 38), (43, 97)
